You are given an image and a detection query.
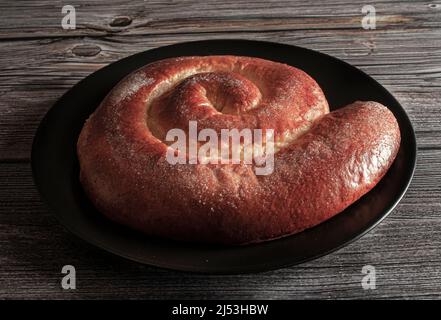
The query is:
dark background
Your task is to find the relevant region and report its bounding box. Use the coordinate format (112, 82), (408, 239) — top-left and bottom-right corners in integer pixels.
(0, 0), (440, 299)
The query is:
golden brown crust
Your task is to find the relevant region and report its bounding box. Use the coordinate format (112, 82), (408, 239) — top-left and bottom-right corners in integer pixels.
(77, 56), (400, 244)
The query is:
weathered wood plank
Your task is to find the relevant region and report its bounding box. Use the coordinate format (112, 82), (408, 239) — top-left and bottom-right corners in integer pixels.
(0, 0), (439, 39)
(0, 147), (440, 299)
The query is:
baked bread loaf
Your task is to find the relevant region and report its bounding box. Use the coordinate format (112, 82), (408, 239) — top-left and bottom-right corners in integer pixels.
(77, 56), (400, 245)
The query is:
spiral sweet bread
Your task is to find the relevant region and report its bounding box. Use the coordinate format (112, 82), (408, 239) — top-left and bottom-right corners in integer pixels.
(77, 56), (400, 244)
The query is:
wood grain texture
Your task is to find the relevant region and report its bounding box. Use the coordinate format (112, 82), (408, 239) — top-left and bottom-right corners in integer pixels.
(0, 0), (440, 299)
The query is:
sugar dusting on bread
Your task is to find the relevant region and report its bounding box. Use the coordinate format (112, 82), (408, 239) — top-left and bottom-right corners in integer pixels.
(77, 55), (401, 244)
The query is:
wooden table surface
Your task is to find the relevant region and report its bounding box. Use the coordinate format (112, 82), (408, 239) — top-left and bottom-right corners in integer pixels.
(1, 0), (440, 299)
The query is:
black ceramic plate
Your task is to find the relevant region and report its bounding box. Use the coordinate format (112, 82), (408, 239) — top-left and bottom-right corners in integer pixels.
(32, 40), (416, 274)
